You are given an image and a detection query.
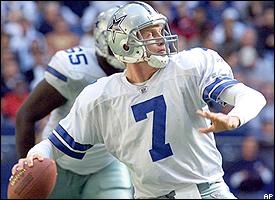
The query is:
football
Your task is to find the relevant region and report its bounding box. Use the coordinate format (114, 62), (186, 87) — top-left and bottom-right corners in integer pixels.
(7, 158), (57, 199)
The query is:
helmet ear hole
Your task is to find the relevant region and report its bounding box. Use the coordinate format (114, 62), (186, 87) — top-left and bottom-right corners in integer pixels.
(123, 44), (130, 51)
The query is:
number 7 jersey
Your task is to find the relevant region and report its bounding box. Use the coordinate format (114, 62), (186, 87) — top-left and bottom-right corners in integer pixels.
(49, 48), (240, 198)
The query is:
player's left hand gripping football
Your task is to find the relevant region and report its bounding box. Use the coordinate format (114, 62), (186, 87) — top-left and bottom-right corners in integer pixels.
(11, 154), (44, 175)
(196, 110), (240, 134)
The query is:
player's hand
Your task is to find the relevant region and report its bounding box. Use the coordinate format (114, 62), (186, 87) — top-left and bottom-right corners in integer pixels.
(11, 154), (44, 175)
(196, 110), (240, 134)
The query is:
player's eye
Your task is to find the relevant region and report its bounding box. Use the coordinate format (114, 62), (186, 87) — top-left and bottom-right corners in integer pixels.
(152, 30), (162, 38)
(144, 32), (153, 38)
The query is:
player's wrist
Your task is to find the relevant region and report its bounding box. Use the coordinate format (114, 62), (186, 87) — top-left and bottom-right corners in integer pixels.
(228, 116), (241, 129)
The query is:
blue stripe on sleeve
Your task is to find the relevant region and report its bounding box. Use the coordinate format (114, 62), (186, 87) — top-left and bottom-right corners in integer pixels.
(210, 80), (240, 101)
(48, 133), (85, 159)
(203, 77), (233, 103)
(55, 124), (93, 151)
(46, 66), (68, 82)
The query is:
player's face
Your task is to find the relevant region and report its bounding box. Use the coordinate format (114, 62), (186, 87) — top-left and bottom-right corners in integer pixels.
(139, 24), (166, 55)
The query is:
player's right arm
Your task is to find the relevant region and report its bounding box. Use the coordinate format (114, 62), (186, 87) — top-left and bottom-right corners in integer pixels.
(13, 81), (104, 175)
(47, 83), (104, 159)
(16, 80), (67, 158)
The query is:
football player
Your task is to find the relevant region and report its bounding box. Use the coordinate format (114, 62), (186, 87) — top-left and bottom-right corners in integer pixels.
(15, 7), (133, 199)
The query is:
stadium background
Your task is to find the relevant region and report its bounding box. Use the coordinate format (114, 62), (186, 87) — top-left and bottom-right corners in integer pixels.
(1, 1), (274, 199)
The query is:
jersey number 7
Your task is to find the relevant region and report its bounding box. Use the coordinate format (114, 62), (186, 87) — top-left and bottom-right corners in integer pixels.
(131, 95), (174, 162)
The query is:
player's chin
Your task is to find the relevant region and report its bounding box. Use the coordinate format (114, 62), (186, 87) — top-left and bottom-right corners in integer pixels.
(158, 50), (166, 55)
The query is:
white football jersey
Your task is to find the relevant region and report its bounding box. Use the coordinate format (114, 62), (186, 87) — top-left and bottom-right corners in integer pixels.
(44, 46), (116, 175)
(49, 48), (240, 197)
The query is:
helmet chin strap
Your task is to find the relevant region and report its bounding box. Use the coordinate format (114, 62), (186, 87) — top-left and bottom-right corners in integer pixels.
(146, 55), (169, 68)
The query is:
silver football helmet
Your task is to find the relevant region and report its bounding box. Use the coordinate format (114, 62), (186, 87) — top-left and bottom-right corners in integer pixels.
(107, 1), (179, 68)
(94, 6), (125, 69)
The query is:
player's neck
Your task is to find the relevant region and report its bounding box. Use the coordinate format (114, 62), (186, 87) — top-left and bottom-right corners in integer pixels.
(126, 62), (159, 84)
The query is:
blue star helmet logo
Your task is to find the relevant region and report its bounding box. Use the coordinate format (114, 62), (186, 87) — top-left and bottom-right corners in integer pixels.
(107, 15), (127, 43)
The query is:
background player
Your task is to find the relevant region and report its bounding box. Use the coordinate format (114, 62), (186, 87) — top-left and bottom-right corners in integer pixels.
(13, 2), (267, 199)
(15, 7), (133, 199)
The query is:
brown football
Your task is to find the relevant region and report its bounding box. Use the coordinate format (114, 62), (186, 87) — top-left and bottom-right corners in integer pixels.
(7, 158), (57, 199)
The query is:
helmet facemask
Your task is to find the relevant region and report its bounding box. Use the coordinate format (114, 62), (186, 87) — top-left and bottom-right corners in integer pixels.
(132, 21), (179, 68)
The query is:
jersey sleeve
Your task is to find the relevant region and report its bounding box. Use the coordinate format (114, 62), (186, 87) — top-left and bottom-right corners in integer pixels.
(191, 48), (240, 105)
(47, 85), (103, 159)
(44, 48), (90, 100)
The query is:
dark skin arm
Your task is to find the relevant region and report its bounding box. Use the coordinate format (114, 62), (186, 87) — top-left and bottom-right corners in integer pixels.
(16, 79), (67, 158)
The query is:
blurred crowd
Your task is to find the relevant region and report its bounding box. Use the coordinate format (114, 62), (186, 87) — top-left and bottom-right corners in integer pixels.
(1, 1), (274, 199)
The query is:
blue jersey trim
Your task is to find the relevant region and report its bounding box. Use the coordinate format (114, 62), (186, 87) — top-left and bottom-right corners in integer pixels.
(46, 66), (68, 82)
(55, 124), (93, 151)
(48, 133), (85, 159)
(210, 80), (240, 101)
(203, 77), (237, 103)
